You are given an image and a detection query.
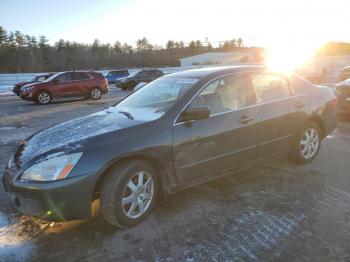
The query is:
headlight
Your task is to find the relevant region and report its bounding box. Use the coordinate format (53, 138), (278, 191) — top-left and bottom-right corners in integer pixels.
(22, 86), (33, 91)
(20, 153), (82, 181)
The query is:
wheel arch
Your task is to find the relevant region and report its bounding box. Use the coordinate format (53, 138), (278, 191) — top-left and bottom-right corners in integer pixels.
(35, 89), (52, 98)
(306, 116), (325, 138)
(92, 155), (170, 201)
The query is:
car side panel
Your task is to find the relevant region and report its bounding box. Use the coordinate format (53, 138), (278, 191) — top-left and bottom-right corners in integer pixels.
(255, 95), (310, 158)
(172, 107), (257, 184)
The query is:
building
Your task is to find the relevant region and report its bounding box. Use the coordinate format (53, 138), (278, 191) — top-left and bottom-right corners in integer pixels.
(179, 50), (256, 67)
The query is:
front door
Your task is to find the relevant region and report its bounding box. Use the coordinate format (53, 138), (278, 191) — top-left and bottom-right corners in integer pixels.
(173, 73), (258, 184)
(50, 72), (78, 97)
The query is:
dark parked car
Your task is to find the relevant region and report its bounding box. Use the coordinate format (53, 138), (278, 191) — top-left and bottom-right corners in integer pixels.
(13, 74), (53, 95)
(335, 78), (350, 115)
(115, 69), (163, 90)
(3, 66), (337, 227)
(20, 71), (108, 104)
(339, 66), (350, 81)
(105, 70), (129, 84)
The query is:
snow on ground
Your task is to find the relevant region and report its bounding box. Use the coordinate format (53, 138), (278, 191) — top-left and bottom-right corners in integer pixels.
(0, 214), (37, 262)
(0, 85), (14, 96)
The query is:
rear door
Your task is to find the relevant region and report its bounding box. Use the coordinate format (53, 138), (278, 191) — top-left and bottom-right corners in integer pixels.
(72, 72), (92, 95)
(250, 72), (305, 159)
(173, 73), (258, 184)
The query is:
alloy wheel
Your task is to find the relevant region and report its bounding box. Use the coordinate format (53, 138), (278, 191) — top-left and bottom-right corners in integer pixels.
(38, 92), (50, 104)
(91, 88), (101, 99)
(300, 127), (319, 159)
(121, 171), (154, 219)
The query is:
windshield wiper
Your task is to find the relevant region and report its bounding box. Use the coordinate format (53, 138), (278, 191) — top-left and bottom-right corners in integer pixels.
(118, 111), (134, 120)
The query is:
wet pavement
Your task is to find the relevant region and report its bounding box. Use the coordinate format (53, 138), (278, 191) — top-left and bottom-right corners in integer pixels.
(0, 88), (350, 261)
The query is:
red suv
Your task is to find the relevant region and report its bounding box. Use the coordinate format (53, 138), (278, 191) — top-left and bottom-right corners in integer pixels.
(20, 71), (108, 105)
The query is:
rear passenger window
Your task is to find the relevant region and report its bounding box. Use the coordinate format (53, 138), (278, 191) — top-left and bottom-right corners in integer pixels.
(189, 75), (250, 115)
(73, 72), (90, 81)
(251, 74), (290, 103)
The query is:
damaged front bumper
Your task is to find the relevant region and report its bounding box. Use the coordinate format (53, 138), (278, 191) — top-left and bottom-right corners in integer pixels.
(2, 166), (98, 221)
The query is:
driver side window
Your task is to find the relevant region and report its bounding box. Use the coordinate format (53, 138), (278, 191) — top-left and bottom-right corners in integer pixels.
(189, 75), (249, 115)
(55, 73), (72, 83)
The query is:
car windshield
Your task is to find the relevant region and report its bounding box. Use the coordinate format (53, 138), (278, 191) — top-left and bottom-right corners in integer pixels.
(44, 72), (62, 82)
(112, 77), (198, 121)
(128, 70), (141, 77)
(30, 76), (39, 81)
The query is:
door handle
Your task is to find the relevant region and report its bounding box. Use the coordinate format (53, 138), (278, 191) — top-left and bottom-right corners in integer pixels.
(239, 115), (254, 124)
(294, 101), (306, 108)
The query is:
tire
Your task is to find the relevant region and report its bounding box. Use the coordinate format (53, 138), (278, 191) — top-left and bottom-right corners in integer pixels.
(89, 87), (102, 100)
(100, 160), (159, 228)
(290, 121), (322, 164)
(35, 90), (51, 105)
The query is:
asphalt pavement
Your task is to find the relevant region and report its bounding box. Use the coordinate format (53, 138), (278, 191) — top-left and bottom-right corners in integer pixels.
(0, 87), (349, 261)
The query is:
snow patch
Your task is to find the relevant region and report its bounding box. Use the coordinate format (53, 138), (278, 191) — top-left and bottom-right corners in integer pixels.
(0, 85), (14, 96)
(0, 211), (9, 228)
(0, 237), (36, 261)
(21, 111), (122, 165)
(0, 127), (35, 145)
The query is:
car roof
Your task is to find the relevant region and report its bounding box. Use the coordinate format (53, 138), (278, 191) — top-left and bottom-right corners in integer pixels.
(164, 65), (266, 79)
(141, 69), (162, 72)
(109, 69), (128, 72)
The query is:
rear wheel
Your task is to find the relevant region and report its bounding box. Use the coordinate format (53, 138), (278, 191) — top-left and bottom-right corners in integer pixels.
(35, 90), (51, 105)
(290, 121), (321, 164)
(89, 87), (102, 100)
(100, 160), (159, 227)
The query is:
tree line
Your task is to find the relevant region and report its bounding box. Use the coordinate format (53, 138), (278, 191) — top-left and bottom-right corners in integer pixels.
(2, 25), (348, 73)
(0, 25), (253, 73)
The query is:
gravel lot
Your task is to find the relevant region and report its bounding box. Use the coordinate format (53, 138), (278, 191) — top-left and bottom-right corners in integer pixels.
(0, 87), (349, 261)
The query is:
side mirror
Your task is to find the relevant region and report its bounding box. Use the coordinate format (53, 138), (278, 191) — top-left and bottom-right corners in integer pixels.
(179, 106), (210, 122)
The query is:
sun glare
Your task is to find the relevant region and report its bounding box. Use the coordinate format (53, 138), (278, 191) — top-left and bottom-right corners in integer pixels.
(265, 42), (318, 74)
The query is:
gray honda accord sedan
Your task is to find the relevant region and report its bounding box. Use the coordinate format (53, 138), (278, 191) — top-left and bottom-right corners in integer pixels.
(3, 66), (337, 227)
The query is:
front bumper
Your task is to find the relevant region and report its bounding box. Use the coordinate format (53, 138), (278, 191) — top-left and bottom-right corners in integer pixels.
(20, 91), (35, 101)
(13, 86), (21, 95)
(2, 167), (98, 221)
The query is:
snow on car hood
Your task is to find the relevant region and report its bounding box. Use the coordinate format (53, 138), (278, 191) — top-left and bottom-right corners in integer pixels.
(20, 108), (142, 165)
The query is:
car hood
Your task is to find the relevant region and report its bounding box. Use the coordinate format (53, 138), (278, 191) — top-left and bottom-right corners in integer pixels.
(16, 81), (29, 87)
(22, 82), (43, 88)
(117, 76), (131, 81)
(19, 107), (144, 166)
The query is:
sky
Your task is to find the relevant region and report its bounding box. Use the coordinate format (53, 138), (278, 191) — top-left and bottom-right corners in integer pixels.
(0, 0), (349, 49)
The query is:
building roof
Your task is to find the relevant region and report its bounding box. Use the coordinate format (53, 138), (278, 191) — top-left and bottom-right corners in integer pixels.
(179, 51), (254, 61)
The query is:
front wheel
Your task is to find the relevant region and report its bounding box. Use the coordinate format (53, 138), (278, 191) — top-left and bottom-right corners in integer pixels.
(290, 121), (322, 164)
(89, 87), (102, 100)
(100, 160), (159, 227)
(35, 90), (51, 105)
